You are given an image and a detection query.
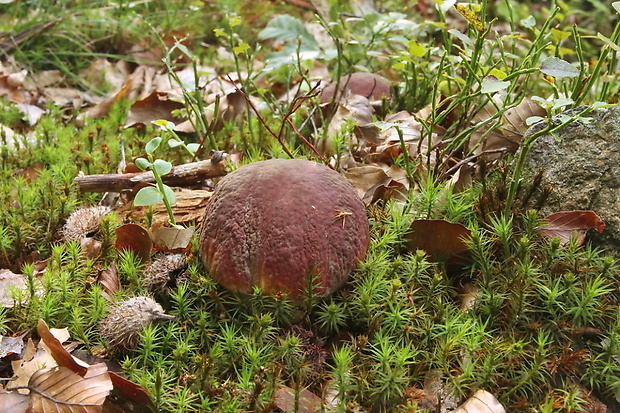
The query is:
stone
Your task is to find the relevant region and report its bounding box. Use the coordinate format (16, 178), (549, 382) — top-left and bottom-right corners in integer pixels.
(521, 105), (620, 255)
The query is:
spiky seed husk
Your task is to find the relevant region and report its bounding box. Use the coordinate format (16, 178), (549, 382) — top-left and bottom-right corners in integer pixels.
(61, 206), (111, 241)
(99, 296), (174, 353)
(143, 253), (188, 293)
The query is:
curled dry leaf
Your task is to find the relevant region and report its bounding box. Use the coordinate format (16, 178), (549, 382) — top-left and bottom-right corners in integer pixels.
(124, 91), (185, 128)
(321, 94), (377, 156)
(468, 97), (546, 158)
(374, 111), (439, 159)
(342, 164), (408, 205)
(115, 223), (153, 264)
(98, 263), (120, 302)
(405, 219), (471, 261)
(151, 225), (195, 252)
(539, 210), (606, 246)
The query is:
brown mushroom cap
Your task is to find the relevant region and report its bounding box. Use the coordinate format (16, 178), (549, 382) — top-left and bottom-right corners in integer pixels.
(320, 72), (392, 104)
(199, 158), (369, 298)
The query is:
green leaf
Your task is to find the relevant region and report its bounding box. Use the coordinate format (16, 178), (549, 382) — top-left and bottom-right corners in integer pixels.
(229, 15), (242, 27)
(153, 159), (172, 176)
(213, 28), (228, 38)
(408, 40), (427, 57)
(551, 97), (574, 110)
(168, 138), (183, 148)
(551, 28), (571, 43)
(613, 2), (620, 13)
(186, 143), (200, 154)
(162, 184), (176, 205)
(233, 41), (250, 55)
(135, 158), (151, 171)
(597, 33), (620, 52)
(258, 15), (318, 49)
(145, 137), (162, 154)
(134, 186), (163, 206)
(521, 15), (536, 28)
(526, 116), (545, 126)
(152, 119), (175, 130)
(481, 77), (510, 94)
(540, 57), (579, 78)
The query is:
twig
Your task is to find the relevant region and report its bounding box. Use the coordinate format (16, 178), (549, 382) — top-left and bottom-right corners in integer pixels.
(74, 158), (227, 193)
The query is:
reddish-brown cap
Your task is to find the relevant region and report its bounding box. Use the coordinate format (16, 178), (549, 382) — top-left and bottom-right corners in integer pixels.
(199, 159), (369, 298)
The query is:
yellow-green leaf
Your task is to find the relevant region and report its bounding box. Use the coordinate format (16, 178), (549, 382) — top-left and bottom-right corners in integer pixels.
(408, 40), (427, 57)
(229, 16), (242, 27)
(551, 28), (571, 43)
(233, 41), (250, 55)
(213, 28), (227, 38)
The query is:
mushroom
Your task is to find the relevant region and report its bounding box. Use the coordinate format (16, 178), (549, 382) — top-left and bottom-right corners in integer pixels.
(199, 159), (369, 299)
(320, 72), (392, 105)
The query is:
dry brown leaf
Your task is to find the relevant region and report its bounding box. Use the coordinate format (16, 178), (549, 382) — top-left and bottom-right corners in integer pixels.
(25, 70), (63, 89)
(42, 87), (100, 109)
(453, 389), (505, 413)
(151, 225), (195, 252)
(115, 223), (152, 264)
(79, 59), (131, 93)
(26, 364), (112, 412)
(124, 91), (185, 128)
(10, 323), (74, 394)
(0, 334), (25, 358)
(343, 164), (408, 204)
(468, 97), (546, 158)
(274, 386), (322, 413)
(98, 263), (120, 302)
(80, 237), (103, 260)
(321, 94), (376, 155)
(0, 388), (30, 413)
(405, 219), (471, 261)
(539, 210), (606, 246)
(37, 320), (85, 376)
(12, 161), (44, 183)
(15, 103), (45, 126)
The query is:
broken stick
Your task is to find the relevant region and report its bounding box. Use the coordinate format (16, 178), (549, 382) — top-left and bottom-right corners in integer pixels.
(74, 159), (227, 193)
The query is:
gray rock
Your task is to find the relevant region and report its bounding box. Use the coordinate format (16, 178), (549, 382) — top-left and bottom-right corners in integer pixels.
(520, 105), (620, 255)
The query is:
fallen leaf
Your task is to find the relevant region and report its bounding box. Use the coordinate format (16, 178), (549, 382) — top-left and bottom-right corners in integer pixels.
(453, 389), (505, 413)
(539, 210), (606, 246)
(0, 334), (25, 358)
(343, 164), (408, 204)
(27, 364), (112, 412)
(124, 91), (184, 128)
(37, 320), (86, 376)
(0, 388), (30, 413)
(151, 226), (195, 252)
(274, 386), (322, 413)
(405, 219), (471, 261)
(98, 263), (120, 302)
(12, 162), (45, 183)
(115, 223), (153, 264)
